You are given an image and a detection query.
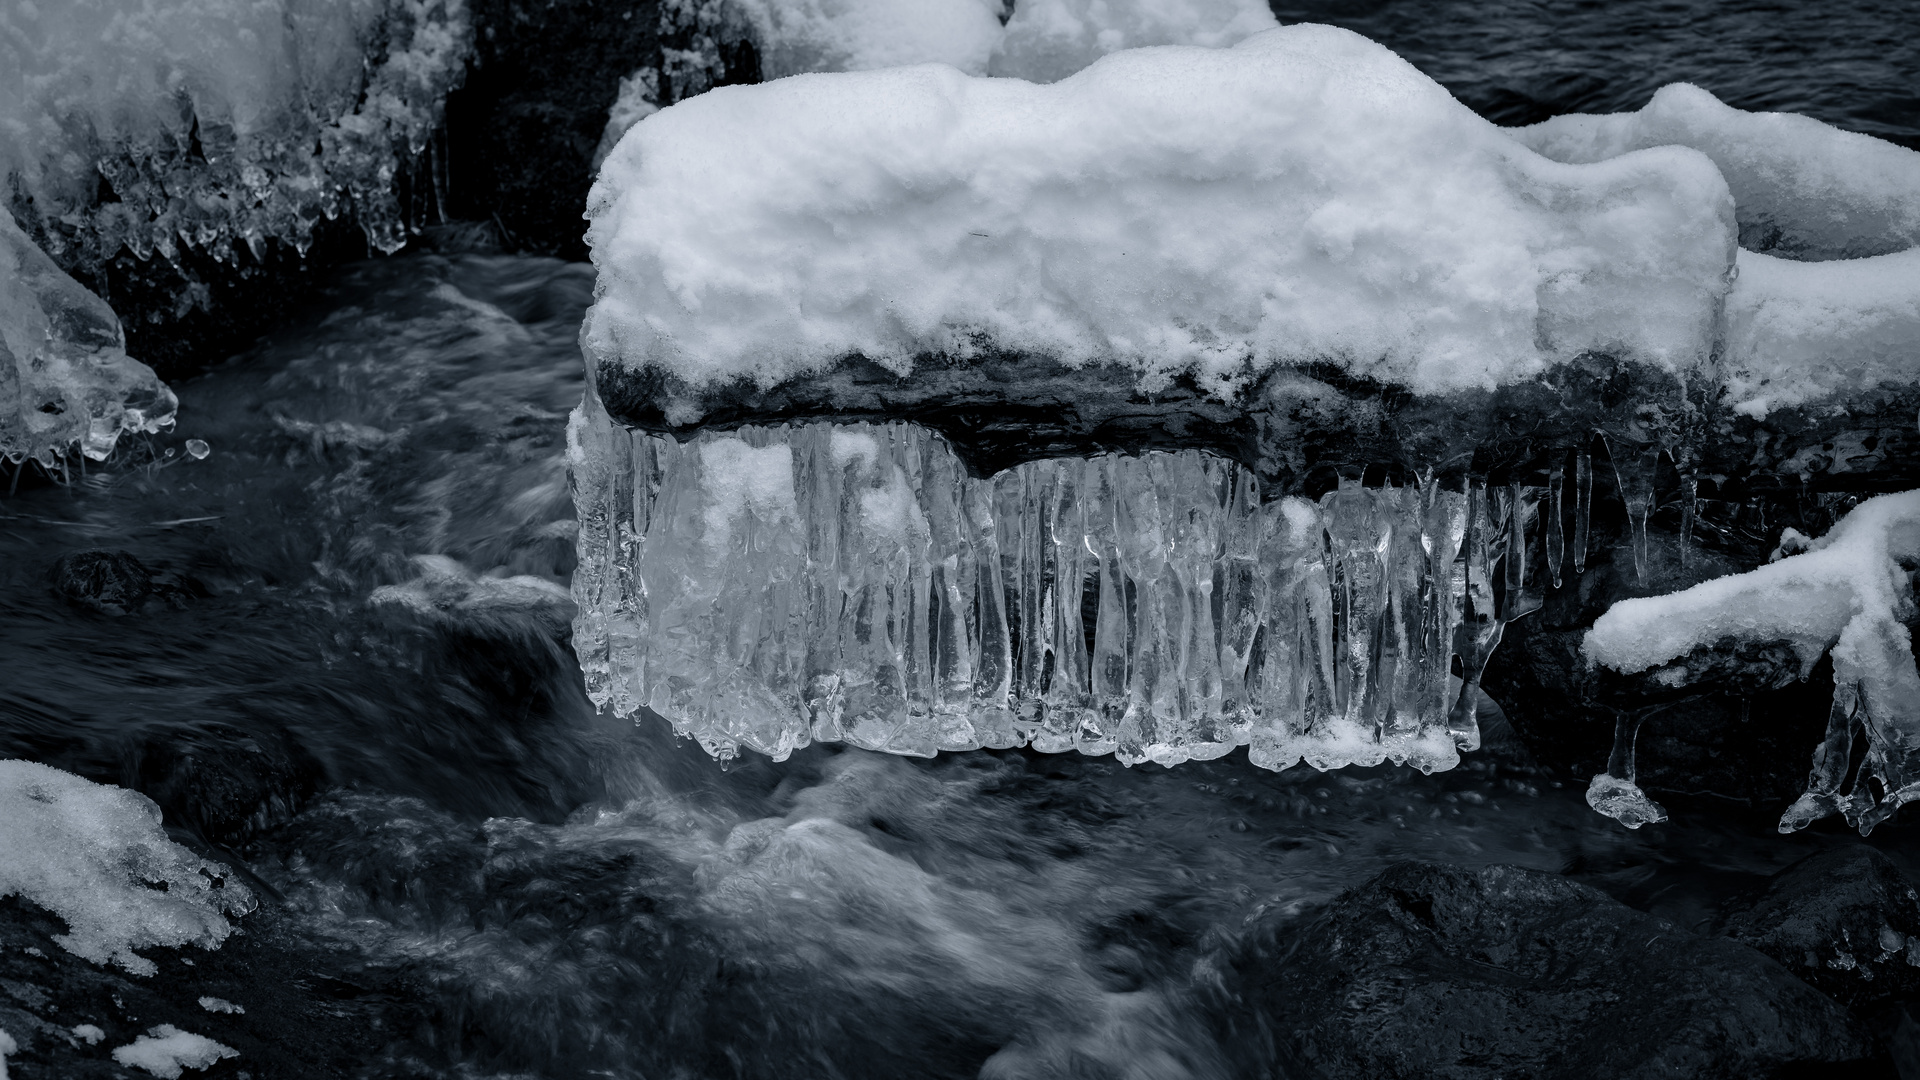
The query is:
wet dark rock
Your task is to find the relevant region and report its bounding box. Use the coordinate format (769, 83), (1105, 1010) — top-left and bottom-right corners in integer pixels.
(1224, 861), (1870, 1079)
(0, 893), (424, 1079)
(50, 550), (157, 616)
(1722, 845), (1920, 1008)
(130, 724), (324, 851)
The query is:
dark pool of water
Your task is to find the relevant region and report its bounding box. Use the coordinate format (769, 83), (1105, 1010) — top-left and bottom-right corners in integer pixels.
(4, 2), (1920, 1076)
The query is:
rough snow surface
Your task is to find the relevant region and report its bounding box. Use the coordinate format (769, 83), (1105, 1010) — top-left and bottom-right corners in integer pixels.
(197, 996), (244, 1015)
(0, 760), (256, 976)
(2, 210), (177, 466)
(1514, 83), (1920, 261)
(734, 0), (1008, 78)
(1724, 246), (1920, 417)
(72, 1024), (106, 1045)
(1585, 491), (1920, 833)
(111, 1026), (238, 1078)
(989, 0), (1278, 81)
(585, 26), (1735, 406)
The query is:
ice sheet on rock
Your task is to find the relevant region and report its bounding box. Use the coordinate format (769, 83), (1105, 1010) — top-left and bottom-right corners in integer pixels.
(1722, 246), (1920, 418)
(1513, 83), (1920, 262)
(568, 404), (1517, 774)
(987, 0), (1278, 82)
(584, 26), (1735, 408)
(2, 210), (177, 467)
(1585, 491), (1920, 834)
(111, 1026), (238, 1078)
(0, 0), (469, 265)
(0, 760), (255, 977)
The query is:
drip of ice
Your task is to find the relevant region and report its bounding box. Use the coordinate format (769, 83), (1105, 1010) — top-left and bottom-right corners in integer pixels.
(564, 403), (1576, 774)
(1607, 438), (1663, 582)
(1573, 446), (1594, 575)
(2, 210), (177, 468)
(1586, 490), (1920, 834)
(0, 0), (470, 270)
(1586, 714), (1669, 829)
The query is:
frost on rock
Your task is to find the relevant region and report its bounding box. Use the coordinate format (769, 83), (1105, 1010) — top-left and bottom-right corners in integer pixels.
(0, 760), (256, 976)
(566, 403), (1576, 773)
(1585, 491), (1920, 835)
(584, 26), (1734, 409)
(988, 0), (1278, 82)
(0, 0), (470, 275)
(111, 1026), (238, 1079)
(1515, 83), (1920, 261)
(2, 210), (177, 467)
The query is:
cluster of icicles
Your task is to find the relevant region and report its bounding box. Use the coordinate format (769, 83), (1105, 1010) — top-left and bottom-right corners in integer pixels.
(569, 406), (1684, 789)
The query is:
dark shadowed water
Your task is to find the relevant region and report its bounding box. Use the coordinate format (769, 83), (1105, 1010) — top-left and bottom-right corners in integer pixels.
(2, 2), (1919, 1077)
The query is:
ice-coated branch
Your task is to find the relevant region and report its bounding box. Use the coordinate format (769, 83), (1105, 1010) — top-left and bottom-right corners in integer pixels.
(1585, 490), (1920, 834)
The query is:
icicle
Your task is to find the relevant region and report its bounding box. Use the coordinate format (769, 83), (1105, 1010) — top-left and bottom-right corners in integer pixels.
(1573, 444), (1593, 575)
(1586, 712), (1669, 828)
(1505, 482), (1543, 623)
(1607, 437), (1663, 582)
(1546, 458), (1565, 589)
(1677, 470), (1698, 568)
(1446, 481), (1502, 753)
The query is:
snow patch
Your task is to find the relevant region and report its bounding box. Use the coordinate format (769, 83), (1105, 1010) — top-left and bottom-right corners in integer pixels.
(1723, 246), (1920, 417)
(72, 1024), (106, 1045)
(585, 26), (1735, 408)
(0, 760), (256, 976)
(111, 1026), (238, 1078)
(989, 0), (1278, 82)
(197, 996), (244, 1015)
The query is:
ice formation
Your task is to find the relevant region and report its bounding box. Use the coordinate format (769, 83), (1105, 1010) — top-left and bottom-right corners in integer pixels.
(585, 26), (1733, 406)
(1586, 491), (1920, 835)
(569, 404), (1582, 770)
(1515, 83), (1920, 261)
(574, 24), (1920, 805)
(2, 210), (177, 467)
(988, 0), (1278, 82)
(0, 760), (256, 976)
(111, 1026), (238, 1079)
(0, 0), (470, 267)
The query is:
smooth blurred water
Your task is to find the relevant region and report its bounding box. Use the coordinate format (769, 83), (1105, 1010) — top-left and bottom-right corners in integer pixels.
(2, 1), (1919, 1075)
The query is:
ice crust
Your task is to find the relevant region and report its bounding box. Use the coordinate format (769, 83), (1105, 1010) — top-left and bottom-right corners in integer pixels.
(111, 1026), (238, 1078)
(0, 0), (469, 266)
(1515, 83), (1920, 262)
(567, 405), (1574, 773)
(2, 210), (177, 467)
(585, 26), (1735, 406)
(0, 760), (256, 976)
(1586, 491), (1920, 834)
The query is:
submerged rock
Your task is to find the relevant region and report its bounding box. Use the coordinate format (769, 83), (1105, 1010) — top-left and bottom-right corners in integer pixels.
(1231, 862), (1869, 1078)
(1722, 845), (1920, 1008)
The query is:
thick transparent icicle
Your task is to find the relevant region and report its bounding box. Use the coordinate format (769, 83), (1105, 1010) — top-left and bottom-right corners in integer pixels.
(570, 409), (1482, 775)
(1587, 712), (1669, 829)
(1607, 438), (1664, 581)
(1573, 446), (1593, 575)
(1546, 460), (1565, 589)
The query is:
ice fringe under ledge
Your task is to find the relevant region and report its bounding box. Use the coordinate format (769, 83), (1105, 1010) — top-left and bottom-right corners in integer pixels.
(567, 402), (1575, 774)
(2, 211), (176, 468)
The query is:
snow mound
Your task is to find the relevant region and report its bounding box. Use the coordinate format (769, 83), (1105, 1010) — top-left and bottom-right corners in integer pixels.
(585, 25), (1734, 410)
(1514, 83), (1920, 261)
(734, 0), (1008, 79)
(989, 0), (1278, 82)
(111, 1026), (238, 1078)
(2, 210), (177, 467)
(0, 0), (469, 266)
(1724, 246), (1920, 417)
(1585, 491), (1920, 834)
(0, 760), (256, 976)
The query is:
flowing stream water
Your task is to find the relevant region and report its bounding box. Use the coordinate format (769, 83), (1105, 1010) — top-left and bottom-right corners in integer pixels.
(2, 2), (1919, 1077)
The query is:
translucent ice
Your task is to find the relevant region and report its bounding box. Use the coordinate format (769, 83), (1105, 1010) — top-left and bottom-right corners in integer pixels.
(0, 760), (255, 976)
(561, 402), (1567, 774)
(1585, 491), (1920, 834)
(0, 0), (470, 266)
(2, 210), (177, 467)
(585, 26), (1735, 410)
(1515, 83), (1920, 261)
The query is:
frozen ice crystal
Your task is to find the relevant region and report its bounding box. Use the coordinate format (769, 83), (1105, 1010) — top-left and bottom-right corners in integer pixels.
(564, 401), (1584, 774)
(0, 0), (470, 273)
(1586, 491), (1920, 835)
(0, 760), (256, 976)
(2, 210), (177, 467)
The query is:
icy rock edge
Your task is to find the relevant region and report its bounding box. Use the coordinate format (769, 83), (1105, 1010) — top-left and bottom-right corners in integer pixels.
(1586, 491), (1920, 836)
(1, 210), (176, 468)
(0, 761), (256, 977)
